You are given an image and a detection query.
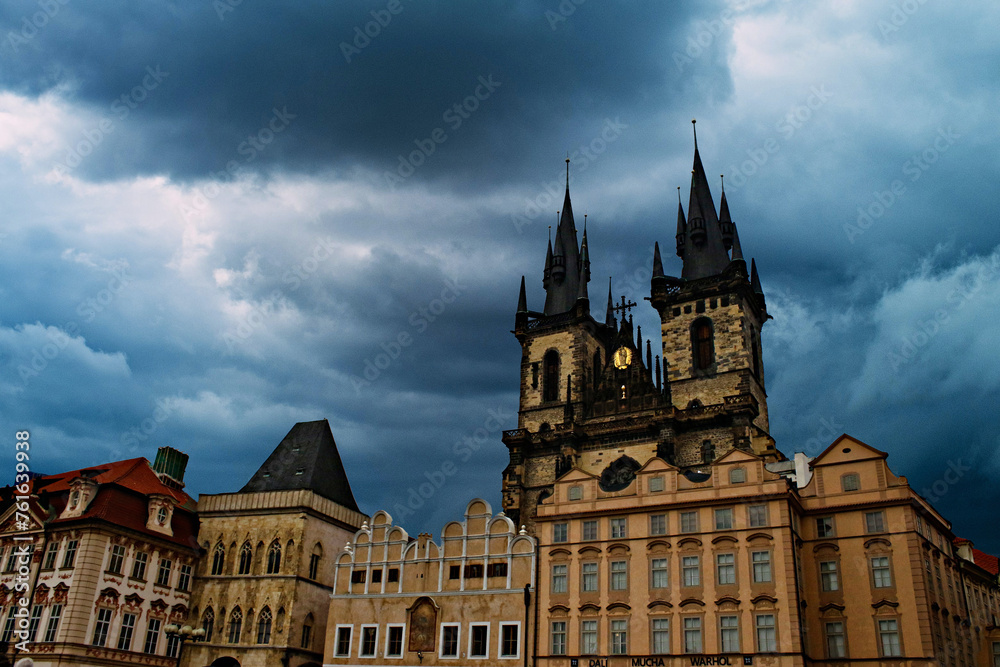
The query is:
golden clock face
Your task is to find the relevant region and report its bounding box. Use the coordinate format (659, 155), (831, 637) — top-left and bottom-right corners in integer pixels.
(613, 346), (632, 369)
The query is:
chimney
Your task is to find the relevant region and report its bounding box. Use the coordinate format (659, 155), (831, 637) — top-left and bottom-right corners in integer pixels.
(152, 447), (189, 489)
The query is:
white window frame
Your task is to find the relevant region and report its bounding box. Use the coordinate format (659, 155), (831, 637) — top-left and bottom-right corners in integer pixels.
(748, 504), (768, 528)
(716, 552), (736, 585)
(358, 624), (379, 658)
(550, 621), (567, 656)
(680, 511), (699, 533)
(385, 623), (406, 659)
(552, 564), (568, 593)
(583, 520), (598, 541)
(582, 562), (598, 592)
(714, 508), (733, 530)
(651, 618), (669, 654)
(650, 514), (667, 536)
(651, 558), (669, 589)
(334, 624), (353, 657)
(553, 522), (568, 543)
(649, 476), (665, 492)
(439, 623), (461, 659)
(682, 555), (700, 587)
(610, 518), (627, 539)
(580, 619), (599, 655)
(610, 560), (628, 590)
(498, 621), (521, 659)
(752, 550), (772, 583)
(720, 615), (740, 653)
(468, 622), (490, 659)
(610, 618), (628, 655)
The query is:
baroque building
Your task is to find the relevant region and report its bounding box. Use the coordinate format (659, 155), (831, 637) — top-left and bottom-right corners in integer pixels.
(0, 447), (199, 667)
(183, 419), (366, 667)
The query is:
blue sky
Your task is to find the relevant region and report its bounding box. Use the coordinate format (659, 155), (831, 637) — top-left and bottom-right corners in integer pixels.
(1, 1), (998, 551)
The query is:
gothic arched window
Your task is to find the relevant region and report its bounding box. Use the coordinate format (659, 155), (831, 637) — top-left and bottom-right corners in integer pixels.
(256, 607), (272, 644)
(309, 543), (323, 580)
(266, 541), (282, 574)
(543, 351), (560, 402)
(750, 327), (761, 378)
(228, 607), (243, 644)
(202, 608), (215, 642)
(211, 543), (225, 576)
(238, 542), (253, 575)
(701, 439), (714, 464)
(692, 318), (715, 370)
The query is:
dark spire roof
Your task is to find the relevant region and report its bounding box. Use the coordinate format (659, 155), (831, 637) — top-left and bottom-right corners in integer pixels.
(719, 176), (735, 251)
(675, 187), (686, 258)
(516, 275), (527, 313)
(605, 277), (615, 328)
(241, 419), (360, 512)
(652, 242), (664, 278)
(730, 225), (745, 263)
(680, 121), (731, 280)
(750, 258), (763, 294)
(543, 159), (582, 315)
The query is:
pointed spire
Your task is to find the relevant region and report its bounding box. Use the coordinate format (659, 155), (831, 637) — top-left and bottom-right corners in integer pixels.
(653, 242), (664, 278)
(646, 340), (652, 375)
(605, 277), (615, 328)
(719, 174), (734, 250)
(750, 258), (763, 294)
(655, 355), (662, 392)
(681, 124), (731, 280)
(517, 276), (527, 313)
(636, 325), (642, 352)
(730, 225), (745, 263)
(543, 230), (553, 288)
(675, 187), (686, 258)
(576, 261), (589, 303)
(543, 159), (582, 315)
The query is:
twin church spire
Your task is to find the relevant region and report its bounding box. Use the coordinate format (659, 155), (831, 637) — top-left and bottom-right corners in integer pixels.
(541, 159), (591, 316)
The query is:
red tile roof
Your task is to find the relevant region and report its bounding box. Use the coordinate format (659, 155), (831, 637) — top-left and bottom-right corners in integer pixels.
(973, 548), (1000, 576)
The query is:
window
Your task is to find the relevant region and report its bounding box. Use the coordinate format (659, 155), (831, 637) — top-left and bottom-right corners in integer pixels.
(469, 624), (489, 658)
(683, 617), (702, 653)
(611, 561), (627, 590)
(166, 633), (181, 659)
(132, 552), (148, 580)
(156, 558), (172, 586)
(816, 517), (835, 538)
(62, 540), (78, 568)
(202, 609), (215, 643)
(27, 605), (42, 642)
(752, 551), (772, 583)
(488, 562), (508, 578)
(92, 608), (113, 647)
(701, 440), (714, 464)
(43, 604), (63, 642)
(257, 607), (273, 644)
(872, 556), (892, 588)
(825, 621), (845, 658)
(680, 511), (699, 533)
(820, 561), (839, 591)
(309, 546), (322, 580)
(352, 569), (367, 584)
(720, 616), (740, 652)
(43, 542), (59, 570)
(3, 548), (16, 573)
(650, 514), (666, 536)
(716, 553), (736, 585)
(500, 623), (519, 658)
(583, 520), (598, 540)
(749, 504), (768, 528)
(729, 467), (746, 484)
(551, 621), (567, 655)
(228, 608), (243, 644)
(238, 542), (253, 574)
(991, 641), (1000, 667)
(335, 626), (352, 656)
(651, 558), (669, 589)
(649, 476), (665, 492)
(715, 508), (733, 530)
(543, 350), (560, 402)
(143, 618), (161, 654)
(652, 618), (670, 654)
(386, 625), (404, 658)
(177, 564), (192, 591)
(682, 556), (700, 586)
(464, 564), (484, 579)
(692, 318), (714, 370)
(582, 562), (598, 592)
(448, 565), (460, 580)
(552, 564), (568, 593)
(441, 624), (459, 658)
(569, 485), (583, 501)
(755, 614), (776, 652)
(388, 567), (399, 583)
(360, 625), (377, 656)
(211, 543), (225, 575)
(581, 620), (598, 654)
(841, 473), (860, 491)
(106, 545), (125, 574)
(266, 541), (282, 574)
(1, 609), (14, 642)
(553, 523), (568, 543)
(611, 518), (627, 539)
(611, 619), (628, 655)
(371, 569), (383, 584)
(879, 619), (901, 657)
(866, 511), (886, 533)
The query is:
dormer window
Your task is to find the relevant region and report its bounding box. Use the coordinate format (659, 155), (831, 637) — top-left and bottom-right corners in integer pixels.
(70, 491), (80, 509)
(146, 496), (175, 536)
(157, 507), (168, 525)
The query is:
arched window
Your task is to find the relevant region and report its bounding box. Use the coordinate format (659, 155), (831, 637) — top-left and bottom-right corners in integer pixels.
(202, 608), (215, 642)
(701, 439), (714, 464)
(266, 541), (282, 574)
(750, 327), (761, 378)
(256, 607), (272, 644)
(308, 543), (323, 580)
(211, 543), (225, 576)
(238, 542), (253, 575)
(227, 607), (243, 644)
(301, 612), (314, 650)
(543, 351), (559, 402)
(729, 467), (746, 484)
(691, 318), (715, 370)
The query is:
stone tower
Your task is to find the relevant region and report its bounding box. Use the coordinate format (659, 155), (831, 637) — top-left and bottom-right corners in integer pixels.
(502, 136), (778, 534)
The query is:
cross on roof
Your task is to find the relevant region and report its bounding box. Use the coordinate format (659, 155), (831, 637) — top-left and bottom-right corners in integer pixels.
(612, 295), (637, 317)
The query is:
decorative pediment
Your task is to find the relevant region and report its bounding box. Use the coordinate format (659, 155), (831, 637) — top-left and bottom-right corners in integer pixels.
(864, 538), (892, 550)
(872, 599), (899, 610)
(146, 495), (176, 537)
(150, 599), (169, 615)
(549, 548), (572, 558)
(607, 602), (631, 612)
(606, 543), (630, 554)
(578, 546), (602, 555)
(715, 596), (741, 607)
(712, 535), (738, 545)
(751, 594), (777, 606)
(124, 593), (144, 610)
(679, 598), (705, 607)
(746, 532), (774, 543)
(646, 540), (671, 551)
(678, 537), (702, 548)
(52, 583), (69, 604)
(548, 605), (570, 614)
(813, 542), (840, 553)
(579, 603), (601, 613)
(819, 602), (845, 613)
(647, 600), (673, 610)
